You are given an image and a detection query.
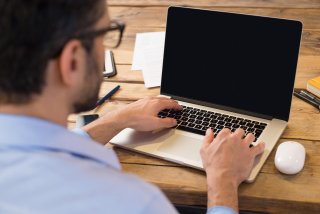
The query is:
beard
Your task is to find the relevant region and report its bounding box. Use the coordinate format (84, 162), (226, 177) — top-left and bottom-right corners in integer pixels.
(73, 52), (102, 113)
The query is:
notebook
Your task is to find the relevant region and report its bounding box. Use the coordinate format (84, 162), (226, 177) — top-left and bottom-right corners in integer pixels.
(110, 6), (303, 182)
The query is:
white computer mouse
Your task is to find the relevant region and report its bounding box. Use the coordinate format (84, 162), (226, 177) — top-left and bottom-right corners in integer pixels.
(274, 141), (306, 175)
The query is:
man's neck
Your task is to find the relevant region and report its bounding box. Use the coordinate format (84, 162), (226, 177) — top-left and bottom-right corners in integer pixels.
(0, 98), (69, 127)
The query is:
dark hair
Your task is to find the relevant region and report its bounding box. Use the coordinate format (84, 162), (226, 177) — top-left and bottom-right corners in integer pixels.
(0, 0), (105, 104)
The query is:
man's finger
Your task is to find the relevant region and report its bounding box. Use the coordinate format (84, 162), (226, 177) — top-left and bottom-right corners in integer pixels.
(215, 128), (231, 142)
(251, 142), (265, 157)
(243, 133), (255, 146)
(202, 128), (214, 149)
(156, 99), (182, 112)
(232, 128), (245, 141)
(156, 117), (177, 128)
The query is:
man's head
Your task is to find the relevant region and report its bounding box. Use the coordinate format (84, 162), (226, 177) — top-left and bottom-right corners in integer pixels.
(0, 0), (108, 113)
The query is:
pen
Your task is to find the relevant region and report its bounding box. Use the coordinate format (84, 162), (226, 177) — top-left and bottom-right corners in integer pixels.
(95, 85), (120, 108)
(293, 90), (320, 109)
(300, 90), (320, 105)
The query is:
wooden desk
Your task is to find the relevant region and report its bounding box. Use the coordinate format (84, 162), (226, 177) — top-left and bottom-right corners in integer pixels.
(69, 1), (320, 213)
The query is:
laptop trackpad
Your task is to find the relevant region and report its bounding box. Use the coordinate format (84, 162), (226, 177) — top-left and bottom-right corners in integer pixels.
(156, 132), (202, 162)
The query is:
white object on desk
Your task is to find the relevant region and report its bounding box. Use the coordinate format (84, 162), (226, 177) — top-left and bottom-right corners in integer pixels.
(131, 32), (165, 88)
(274, 141), (306, 174)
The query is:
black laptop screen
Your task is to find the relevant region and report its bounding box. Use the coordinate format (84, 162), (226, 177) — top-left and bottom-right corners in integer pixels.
(161, 7), (302, 121)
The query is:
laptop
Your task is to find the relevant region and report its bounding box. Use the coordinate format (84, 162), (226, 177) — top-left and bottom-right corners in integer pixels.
(110, 6), (303, 182)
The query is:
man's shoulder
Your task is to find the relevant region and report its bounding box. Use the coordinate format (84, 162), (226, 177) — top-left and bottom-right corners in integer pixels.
(0, 149), (170, 213)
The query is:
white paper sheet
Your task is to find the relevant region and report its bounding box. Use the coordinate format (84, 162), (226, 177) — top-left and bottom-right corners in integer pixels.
(131, 32), (165, 88)
(142, 43), (165, 88)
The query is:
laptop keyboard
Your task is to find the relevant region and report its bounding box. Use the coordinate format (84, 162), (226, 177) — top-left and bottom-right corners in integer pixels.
(158, 105), (267, 141)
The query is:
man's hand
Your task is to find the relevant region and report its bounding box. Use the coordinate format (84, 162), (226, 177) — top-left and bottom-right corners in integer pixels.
(200, 128), (265, 212)
(116, 97), (182, 131)
(83, 97), (182, 144)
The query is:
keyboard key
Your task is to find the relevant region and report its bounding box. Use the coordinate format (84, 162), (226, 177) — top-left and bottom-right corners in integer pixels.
(233, 119), (240, 124)
(225, 122), (232, 127)
(196, 112), (204, 116)
(254, 124), (264, 129)
(168, 113), (175, 118)
(168, 109), (177, 114)
(183, 109), (190, 114)
(181, 117), (188, 121)
(195, 125), (203, 130)
(182, 113), (190, 117)
(209, 123), (217, 128)
(174, 115), (181, 120)
(190, 115), (197, 119)
(202, 121), (209, 126)
(232, 124), (240, 128)
(247, 128), (255, 132)
(203, 118), (211, 122)
(202, 126), (208, 131)
(196, 116), (204, 120)
(203, 113), (211, 117)
(247, 123), (254, 128)
(188, 118), (195, 123)
(210, 115), (218, 119)
(177, 125), (205, 136)
(195, 120), (202, 124)
(176, 111), (183, 116)
(181, 121), (188, 126)
(158, 111), (168, 117)
(188, 123), (196, 128)
(211, 119), (218, 124)
(239, 121), (246, 125)
(224, 118), (232, 122)
(217, 121), (225, 125)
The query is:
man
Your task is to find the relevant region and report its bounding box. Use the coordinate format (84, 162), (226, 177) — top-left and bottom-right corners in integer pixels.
(0, 0), (265, 213)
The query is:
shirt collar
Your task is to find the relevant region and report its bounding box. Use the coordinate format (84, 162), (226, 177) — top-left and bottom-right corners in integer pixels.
(0, 114), (121, 170)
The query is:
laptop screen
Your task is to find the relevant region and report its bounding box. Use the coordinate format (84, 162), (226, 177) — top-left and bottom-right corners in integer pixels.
(161, 7), (302, 121)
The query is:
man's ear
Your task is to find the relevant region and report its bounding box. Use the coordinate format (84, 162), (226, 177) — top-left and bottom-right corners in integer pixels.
(58, 40), (85, 87)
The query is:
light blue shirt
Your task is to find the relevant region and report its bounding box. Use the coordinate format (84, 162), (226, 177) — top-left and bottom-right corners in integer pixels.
(0, 114), (235, 214)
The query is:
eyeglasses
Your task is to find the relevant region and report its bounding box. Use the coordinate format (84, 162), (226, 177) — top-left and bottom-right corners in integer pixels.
(75, 20), (126, 49)
(77, 20), (126, 48)
(51, 20), (125, 58)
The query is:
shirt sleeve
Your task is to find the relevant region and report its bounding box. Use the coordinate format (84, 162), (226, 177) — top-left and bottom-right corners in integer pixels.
(71, 128), (91, 139)
(207, 206), (237, 214)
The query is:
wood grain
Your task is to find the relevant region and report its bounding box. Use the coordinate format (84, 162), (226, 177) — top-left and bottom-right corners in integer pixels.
(108, 0), (320, 9)
(109, 7), (320, 29)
